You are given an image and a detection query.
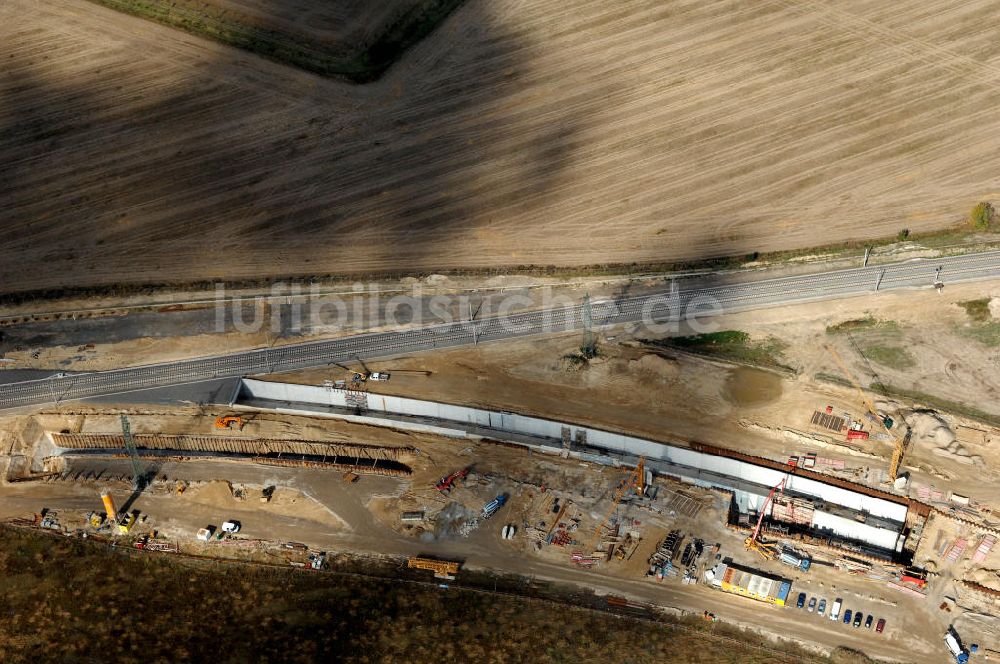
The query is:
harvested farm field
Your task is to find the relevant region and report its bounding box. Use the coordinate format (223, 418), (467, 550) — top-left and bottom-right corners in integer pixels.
(4, 0), (1000, 295)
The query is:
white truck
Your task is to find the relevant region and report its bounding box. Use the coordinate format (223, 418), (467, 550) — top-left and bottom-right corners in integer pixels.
(829, 598), (842, 622)
(945, 628), (970, 664)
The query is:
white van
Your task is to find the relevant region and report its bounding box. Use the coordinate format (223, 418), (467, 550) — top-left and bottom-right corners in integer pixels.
(830, 598), (843, 621)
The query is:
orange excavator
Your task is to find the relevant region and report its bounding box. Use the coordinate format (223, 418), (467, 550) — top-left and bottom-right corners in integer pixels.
(214, 415), (245, 431)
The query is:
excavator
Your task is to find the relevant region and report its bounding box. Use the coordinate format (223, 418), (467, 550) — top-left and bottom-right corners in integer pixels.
(214, 415), (245, 431)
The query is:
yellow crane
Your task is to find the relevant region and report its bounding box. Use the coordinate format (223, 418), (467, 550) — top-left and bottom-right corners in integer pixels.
(823, 344), (910, 481)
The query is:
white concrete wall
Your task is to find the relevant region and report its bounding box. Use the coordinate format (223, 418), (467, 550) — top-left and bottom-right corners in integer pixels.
(240, 379), (909, 527)
(812, 510), (902, 551)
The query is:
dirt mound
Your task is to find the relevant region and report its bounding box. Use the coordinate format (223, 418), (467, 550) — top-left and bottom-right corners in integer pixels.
(628, 354), (680, 382)
(906, 411), (979, 465)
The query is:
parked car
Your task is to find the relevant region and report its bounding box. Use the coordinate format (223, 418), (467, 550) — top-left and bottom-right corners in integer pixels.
(807, 597), (817, 612)
(830, 598), (842, 621)
(797, 592), (807, 609)
(853, 612), (864, 628)
(865, 615), (874, 629)
(843, 609), (853, 625)
(817, 599), (827, 617)
(876, 618), (886, 634)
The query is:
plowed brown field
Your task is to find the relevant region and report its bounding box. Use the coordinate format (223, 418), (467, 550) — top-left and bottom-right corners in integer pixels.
(3, 0), (1000, 295)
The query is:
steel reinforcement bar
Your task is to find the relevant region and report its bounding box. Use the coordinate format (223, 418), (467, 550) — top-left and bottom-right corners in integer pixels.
(248, 457), (411, 477)
(51, 432), (416, 460)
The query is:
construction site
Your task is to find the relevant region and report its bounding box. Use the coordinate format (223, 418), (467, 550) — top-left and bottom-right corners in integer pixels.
(7, 0), (1000, 660)
(2, 267), (1000, 663)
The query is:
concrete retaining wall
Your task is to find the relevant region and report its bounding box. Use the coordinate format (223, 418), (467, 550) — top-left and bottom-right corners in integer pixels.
(237, 378), (907, 550)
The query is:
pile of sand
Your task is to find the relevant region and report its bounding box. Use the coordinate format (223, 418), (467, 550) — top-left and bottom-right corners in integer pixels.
(627, 354), (680, 382)
(906, 411), (979, 465)
(989, 297), (1000, 319)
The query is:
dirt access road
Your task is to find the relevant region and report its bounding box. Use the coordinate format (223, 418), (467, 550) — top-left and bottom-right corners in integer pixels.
(0, 457), (935, 663)
(5, 0), (1000, 294)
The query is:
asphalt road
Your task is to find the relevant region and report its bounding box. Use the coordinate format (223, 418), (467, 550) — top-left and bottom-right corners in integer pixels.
(2, 250), (998, 411)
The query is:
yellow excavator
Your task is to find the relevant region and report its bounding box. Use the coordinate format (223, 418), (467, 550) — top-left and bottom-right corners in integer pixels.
(214, 415), (245, 430)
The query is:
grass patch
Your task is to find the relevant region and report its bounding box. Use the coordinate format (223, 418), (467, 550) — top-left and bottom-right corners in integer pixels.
(956, 298), (1000, 345)
(0, 525), (838, 664)
(826, 316), (900, 335)
(958, 298), (993, 323)
(84, 0), (468, 83)
(961, 321), (1000, 347)
(643, 331), (792, 371)
(860, 345), (916, 371)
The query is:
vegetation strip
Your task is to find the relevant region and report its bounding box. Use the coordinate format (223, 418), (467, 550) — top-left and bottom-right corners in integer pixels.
(3, 226), (997, 306)
(642, 331), (794, 373)
(0, 523), (839, 663)
(83, 0), (468, 83)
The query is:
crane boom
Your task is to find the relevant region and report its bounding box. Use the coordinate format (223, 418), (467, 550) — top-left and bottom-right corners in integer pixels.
(590, 458), (645, 549)
(823, 344), (910, 482)
(824, 345), (881, 422)
(745, 478), (785, 558)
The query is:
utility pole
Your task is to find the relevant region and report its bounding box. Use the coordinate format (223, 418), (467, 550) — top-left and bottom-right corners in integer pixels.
(120, 415), (145, 490)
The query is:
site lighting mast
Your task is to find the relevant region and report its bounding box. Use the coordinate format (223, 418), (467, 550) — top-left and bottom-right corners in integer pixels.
(581, 293), (596, 358)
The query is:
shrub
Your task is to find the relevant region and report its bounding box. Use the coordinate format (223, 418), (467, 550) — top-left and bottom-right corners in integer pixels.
(970, 201), (995, 231)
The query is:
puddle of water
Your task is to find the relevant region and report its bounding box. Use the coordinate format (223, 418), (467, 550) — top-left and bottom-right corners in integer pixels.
(722, 366), (783, 408)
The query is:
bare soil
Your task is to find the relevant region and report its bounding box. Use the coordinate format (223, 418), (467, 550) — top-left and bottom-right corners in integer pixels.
(5, 0), (1000, 294)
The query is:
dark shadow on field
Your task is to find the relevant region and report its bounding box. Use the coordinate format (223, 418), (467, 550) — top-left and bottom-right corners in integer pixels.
(0, 0), (596, 299)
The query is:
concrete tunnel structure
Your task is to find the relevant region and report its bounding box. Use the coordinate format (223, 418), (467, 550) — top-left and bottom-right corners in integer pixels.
(228, 378), (913, 558)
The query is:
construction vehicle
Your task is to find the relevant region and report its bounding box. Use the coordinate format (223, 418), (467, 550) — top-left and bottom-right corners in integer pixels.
(117, 512), (137, 534)
(901, 566), (929, 589)
(435, 467), (470, 492)
(945, 627), (970, 664)
(481, 494), (508, 519)
(744, 478), (786, 560)
(215, 415), (245, 430)
(824, 345), (911, 481)
(777, 545), (812, 572)
(407, 557), (460, 580)
(590, 458), (645, 549)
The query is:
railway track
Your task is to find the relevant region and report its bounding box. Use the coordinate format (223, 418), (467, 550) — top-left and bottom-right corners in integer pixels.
(1, 251), (998, 411)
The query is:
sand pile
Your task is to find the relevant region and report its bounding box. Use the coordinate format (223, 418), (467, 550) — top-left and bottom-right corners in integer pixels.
(628, 354), (680, 382)
(989, 297), (1000, 319)
(906, 411), (979, 465)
